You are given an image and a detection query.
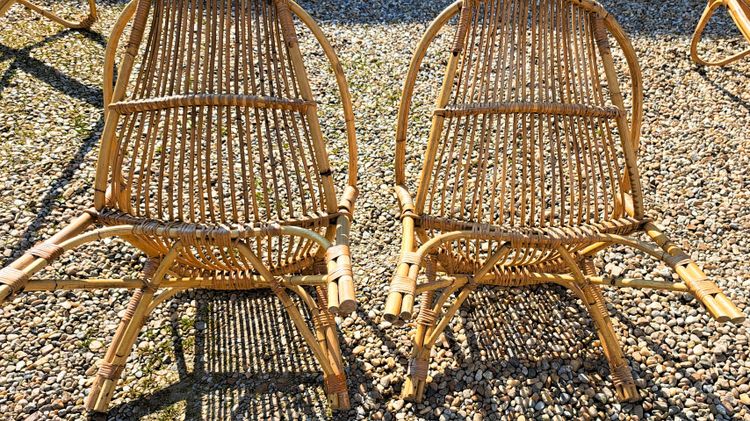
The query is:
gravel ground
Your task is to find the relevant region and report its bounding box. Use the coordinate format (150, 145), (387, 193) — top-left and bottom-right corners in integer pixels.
(1, 0), (749, 420)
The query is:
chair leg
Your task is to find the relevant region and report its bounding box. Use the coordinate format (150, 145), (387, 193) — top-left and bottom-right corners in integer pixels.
(85, 247), (180, 414)
(275, 284), (350, 410)
(85, 288), (156, 412)
(562, 258), (639, 402)
(0, 0), (16, 19)
(402, 271), (473, 403)
(401, 305), (433, 403)
(313, 286), (350, 410)
(574, 280), (639, 402)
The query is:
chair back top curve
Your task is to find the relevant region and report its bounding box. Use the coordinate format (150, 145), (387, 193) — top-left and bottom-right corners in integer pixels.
(95, 0), (356, 230)
(396, 0), (645, 230)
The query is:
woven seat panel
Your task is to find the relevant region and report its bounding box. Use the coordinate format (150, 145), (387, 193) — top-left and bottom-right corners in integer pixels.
(97, 208), (332, 272)
(424, 215), (641, 274)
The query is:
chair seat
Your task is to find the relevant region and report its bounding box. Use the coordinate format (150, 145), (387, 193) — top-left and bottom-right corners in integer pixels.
(417, 215), (644, 276)
(97, 208), (337, 275)
(419, 214), (643, 242)
(98, 208), (339, 239)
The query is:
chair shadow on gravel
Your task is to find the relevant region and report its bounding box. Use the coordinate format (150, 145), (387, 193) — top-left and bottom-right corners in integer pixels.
(0, 28), (108, 267)
(0, 29), (105, 105)
(414, 285), (639, 418)
(698, 66), (750, 115)
(108, 290), (348, 420)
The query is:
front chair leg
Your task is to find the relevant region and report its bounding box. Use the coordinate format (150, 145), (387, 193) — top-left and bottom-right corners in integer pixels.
(311, 285), (350, 409)
(85, 287), (156, 412)
(273, 283), (350, 410)
(561, 254), (639, 402)
(574, 281), (639, 402)
(86, 244), (181, 414)
(403, 273), (473, 402)
(401, 290), (435, 402)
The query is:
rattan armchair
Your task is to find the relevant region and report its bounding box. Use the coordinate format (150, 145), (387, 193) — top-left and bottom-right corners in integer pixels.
(691, 0), (750, 66)
(0, 0), (357, 413)
(0, 0), (97, 29)
(385, 0), (744, 403)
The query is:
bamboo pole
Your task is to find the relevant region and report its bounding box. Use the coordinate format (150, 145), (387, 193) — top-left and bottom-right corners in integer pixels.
(334, 215), (356, 314)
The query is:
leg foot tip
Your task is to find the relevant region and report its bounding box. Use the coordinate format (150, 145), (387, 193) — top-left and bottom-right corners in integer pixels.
(615, 384), (640, 402)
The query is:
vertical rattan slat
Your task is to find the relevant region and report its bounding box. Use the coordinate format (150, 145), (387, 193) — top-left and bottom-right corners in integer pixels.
(386, 0), (744, 405)
(0, 0), (357, 413)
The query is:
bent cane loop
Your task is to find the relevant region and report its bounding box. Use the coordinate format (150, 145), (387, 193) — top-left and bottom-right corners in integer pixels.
(691, 0), (750, 66)
(0, 224), (132, 303)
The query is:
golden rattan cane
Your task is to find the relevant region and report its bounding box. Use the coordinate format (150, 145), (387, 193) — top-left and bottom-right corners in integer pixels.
(691, 0), (750, 66)
(385, 0), (744, 404)
(0, 0), (358, 413)
(0, 0), (97, 29)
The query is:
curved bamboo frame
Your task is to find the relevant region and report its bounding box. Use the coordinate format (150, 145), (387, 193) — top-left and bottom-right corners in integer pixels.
(0, 0), (97, 29)
(387, 0), (744, 404)
(691, 0), (750, 66)
(0, 0), (357, 413)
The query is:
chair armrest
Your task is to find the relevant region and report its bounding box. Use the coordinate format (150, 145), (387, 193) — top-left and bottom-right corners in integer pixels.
(394, 184), (416, 216)
(338, 185), (358, 217)
(326, 214), (356, 315)
(384, 211), (419, 323)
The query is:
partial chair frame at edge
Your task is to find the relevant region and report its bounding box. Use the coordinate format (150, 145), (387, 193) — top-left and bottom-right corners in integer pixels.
(691, 0), (750, 66)
(0, 0), (97, 29)
(385, 0), (745, 405)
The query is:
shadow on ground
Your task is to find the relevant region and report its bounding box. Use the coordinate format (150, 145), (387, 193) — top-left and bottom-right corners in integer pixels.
(108, 290), (335, 420)
(0, 27), (106, 265)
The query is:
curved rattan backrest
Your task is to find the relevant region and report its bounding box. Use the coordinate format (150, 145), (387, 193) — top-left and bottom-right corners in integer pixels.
(95, 0), (355, 228)
(397, 0), (644, 229)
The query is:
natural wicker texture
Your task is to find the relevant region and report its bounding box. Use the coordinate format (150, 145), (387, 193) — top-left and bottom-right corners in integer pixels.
(0, 0), (357, 413)
(691, 0), (750, 66)
(385, 0), (744, 404)
(0, 0), (97, 29)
